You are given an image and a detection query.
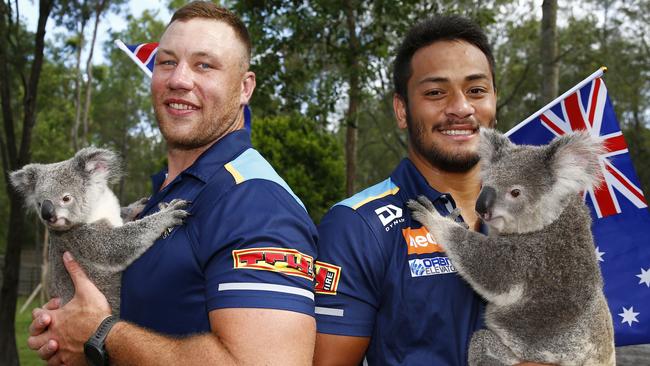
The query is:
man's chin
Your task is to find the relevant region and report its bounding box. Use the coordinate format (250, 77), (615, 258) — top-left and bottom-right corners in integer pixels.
(164, 136), (212, 151)
(421, 149), (480, 173)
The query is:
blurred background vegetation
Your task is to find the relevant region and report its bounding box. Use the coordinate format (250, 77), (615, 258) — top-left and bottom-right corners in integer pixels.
(1, 0), (649, 364)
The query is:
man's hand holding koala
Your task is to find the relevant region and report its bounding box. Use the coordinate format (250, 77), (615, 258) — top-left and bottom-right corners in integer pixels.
(29, 251), (113, 365)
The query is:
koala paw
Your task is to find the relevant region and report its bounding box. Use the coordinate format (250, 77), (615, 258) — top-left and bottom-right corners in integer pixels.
(408, 196), (462, 245)
(448, 208), (470, 230)
(121, 197), (149, 222)
(407, 195), (443, 226)
(156, 199), (191, 230)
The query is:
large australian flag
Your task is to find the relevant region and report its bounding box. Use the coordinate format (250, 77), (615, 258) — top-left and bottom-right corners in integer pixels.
(506, 68), (650, 346)
(114, 40), (252, 131)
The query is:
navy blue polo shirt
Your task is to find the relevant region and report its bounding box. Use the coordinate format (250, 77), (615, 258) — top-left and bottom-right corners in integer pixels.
(315, 158), (485, 365)
(120, 130), (318, 336)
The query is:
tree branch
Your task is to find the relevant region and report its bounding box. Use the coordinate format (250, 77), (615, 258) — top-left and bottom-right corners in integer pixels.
(18, 0), (54, 168)
(497, 61), (532, 111)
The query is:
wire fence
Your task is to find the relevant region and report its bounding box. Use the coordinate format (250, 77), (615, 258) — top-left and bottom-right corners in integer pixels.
(0, 250), (43, 296)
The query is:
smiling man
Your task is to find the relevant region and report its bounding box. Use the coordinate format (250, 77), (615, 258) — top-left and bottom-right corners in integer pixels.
(313, 15), (545, 366)
(27, 2), (318, 365)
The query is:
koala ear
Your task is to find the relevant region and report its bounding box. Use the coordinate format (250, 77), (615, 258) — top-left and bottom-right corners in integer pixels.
(547, 131), (605, 194)
(479, 128), (513, 164)
(74, 147), (122, 184)
(9, 164), (40, 196)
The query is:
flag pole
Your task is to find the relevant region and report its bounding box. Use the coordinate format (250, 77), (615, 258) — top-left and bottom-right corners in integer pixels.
(114, 40), (154, 78)
(505, 66), (608, 137)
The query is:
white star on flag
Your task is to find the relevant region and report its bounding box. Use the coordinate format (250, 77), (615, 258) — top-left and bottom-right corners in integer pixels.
(637, 268), (650, 287)
(619, 306), (640, 326)
(595, 247), (605, 262)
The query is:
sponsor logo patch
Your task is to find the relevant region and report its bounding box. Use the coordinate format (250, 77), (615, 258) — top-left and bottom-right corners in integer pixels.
(232, 247), (314, 280)
(314, 261), (342, 295)
(402, 226), (444, 255)
(409, 256), (457, 277)
(375, 204), (405, 230)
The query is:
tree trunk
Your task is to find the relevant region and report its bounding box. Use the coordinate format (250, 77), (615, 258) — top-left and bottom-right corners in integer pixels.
(71, 0), (89, 151)
(82, 0), (109, 147)
(0, 0), (54, 364)
(541, 0), (559, 102)
(0, 195), (28, 366)
(344, 0), (361, 196)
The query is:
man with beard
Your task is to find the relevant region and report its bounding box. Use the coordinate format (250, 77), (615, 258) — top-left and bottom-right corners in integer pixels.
(27, 2), (317, 365)
(313, 16), (547, 366)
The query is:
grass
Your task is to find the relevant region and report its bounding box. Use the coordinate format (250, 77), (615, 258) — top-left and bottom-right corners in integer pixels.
(15, 296), (44, 366)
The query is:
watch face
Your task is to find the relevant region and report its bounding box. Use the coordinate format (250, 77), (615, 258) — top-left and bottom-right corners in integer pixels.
(84, 342), (105, 366)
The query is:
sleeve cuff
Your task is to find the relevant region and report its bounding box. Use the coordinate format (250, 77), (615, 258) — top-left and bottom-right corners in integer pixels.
(207, 284), (315, 317)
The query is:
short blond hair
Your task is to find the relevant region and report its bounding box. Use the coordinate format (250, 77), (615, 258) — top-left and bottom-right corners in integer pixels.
(169, 1), (251, 63)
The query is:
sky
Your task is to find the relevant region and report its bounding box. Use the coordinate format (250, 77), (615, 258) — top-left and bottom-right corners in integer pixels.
(17, 0), (172, 64)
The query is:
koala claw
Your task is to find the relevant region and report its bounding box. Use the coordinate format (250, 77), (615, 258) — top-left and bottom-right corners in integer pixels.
(121, 196), (150, 222)
(156, 199), (190, 228)
(407, 198), (437, 228)
(158, 198), (190, 211)
(416, 195), (437, 213)
(448, 207), (462, 220)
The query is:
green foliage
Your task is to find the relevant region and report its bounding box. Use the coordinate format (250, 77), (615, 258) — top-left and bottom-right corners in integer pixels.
(251, 114), (345, 222)
(90, 11), (167, 203)
(15, 297), (41, 366)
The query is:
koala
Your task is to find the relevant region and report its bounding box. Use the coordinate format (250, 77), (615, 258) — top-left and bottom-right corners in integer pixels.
(10, 148), (189, 315)
(408, 128), (615, 366)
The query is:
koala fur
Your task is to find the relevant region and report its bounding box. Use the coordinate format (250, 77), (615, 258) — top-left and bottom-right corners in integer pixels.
(408, 128), (615, 366)
(10, 148), (189, 315)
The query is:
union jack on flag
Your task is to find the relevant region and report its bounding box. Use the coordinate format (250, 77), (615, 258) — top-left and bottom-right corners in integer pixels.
(114, 40), (252, 131)
(115, 40), (158, 78)
(507, 68), (650, 346)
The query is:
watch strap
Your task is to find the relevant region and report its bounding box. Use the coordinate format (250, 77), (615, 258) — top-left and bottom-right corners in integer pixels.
(90, 315), (120, 346)
(85, 314), (120, 366)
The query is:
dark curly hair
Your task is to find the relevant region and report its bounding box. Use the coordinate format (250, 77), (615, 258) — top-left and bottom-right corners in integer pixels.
(393, 15), (495, 102)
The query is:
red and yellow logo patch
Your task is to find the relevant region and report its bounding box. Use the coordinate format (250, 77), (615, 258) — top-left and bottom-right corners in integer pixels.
(314, 261), (342, 295)
(232, 247), (314, 280)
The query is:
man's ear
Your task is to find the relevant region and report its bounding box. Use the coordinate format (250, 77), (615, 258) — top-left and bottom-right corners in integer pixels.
(393, 93), (408, 130)
(240, 71), (256, 106)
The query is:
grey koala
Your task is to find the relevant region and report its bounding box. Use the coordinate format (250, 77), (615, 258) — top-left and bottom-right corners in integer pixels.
(408, 128), (615, 366)
(10, 148), (189, 315)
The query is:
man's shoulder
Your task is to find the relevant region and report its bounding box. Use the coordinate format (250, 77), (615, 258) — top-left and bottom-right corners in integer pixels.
(323, 177), (406, 234)
(220, 148), (306, 211)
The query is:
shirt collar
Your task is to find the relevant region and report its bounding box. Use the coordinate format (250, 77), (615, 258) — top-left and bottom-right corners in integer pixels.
(150, 129), (252, 191)
(390, 158), (446, 203)
(392, 158), (488, 234)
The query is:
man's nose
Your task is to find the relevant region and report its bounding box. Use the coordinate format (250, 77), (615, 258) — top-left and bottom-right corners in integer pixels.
(445, 91), (474, 120)
(167, 62), (194, 90)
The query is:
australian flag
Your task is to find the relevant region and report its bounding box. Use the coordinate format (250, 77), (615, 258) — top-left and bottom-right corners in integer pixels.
(506, 68), (650, 346)
(114, 40), (252, 131)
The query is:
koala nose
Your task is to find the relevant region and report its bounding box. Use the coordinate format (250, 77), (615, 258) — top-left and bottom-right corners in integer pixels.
(475, 186), (496, 220)
(41, 200), (56, 222)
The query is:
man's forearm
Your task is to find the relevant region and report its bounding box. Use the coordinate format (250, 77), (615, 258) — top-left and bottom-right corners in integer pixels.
(106, 321), (237, 366)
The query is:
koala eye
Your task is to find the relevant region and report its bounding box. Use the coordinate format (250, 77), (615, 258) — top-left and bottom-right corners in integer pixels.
(62, 195), (72, 203)
(510, 189), (521, 198)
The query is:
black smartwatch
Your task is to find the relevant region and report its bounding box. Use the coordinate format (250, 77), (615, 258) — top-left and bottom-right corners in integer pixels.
(84, 315), (120, 366)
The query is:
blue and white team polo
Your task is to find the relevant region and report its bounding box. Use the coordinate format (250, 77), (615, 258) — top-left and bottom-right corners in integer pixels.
(315, 158), (485, 365)
(120, 130), (318, 336)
